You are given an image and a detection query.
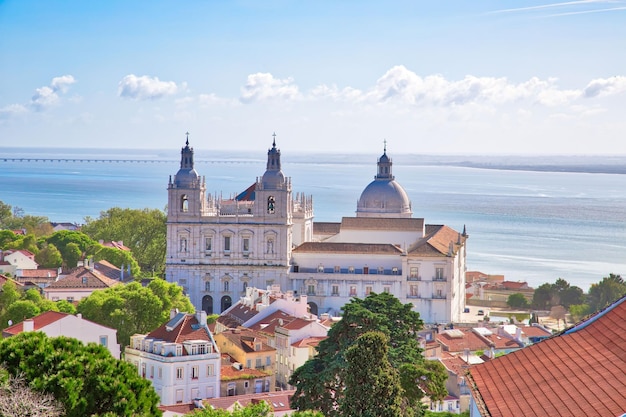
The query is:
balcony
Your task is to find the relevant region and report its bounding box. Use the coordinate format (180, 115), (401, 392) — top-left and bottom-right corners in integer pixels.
(407, 276), (421, 281)
(407, 294), (420, 299)
(432, 276), (447, 282)
(432, 294), (447, 299)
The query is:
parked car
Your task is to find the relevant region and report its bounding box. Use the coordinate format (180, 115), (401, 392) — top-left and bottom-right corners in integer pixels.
(477, 309), (485, 316)
(464, 307), (470, 313)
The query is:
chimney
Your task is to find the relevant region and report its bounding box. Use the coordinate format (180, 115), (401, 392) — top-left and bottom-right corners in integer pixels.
(76, 313), (82, 320)
(196, 310), (207, 327)
(23, 318), (34, 332)
(170, 308), (179, 319)
(515, 326), (522, 341)
(120, 264), (124, 281)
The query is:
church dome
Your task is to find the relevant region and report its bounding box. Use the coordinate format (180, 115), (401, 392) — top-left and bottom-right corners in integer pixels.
(261, 136), (285, 190)
(356, 146), (412, 218)
(174, 136), (200, 187)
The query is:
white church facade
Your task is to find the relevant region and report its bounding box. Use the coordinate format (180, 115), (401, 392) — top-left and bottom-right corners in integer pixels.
(165, 136), (467, 324)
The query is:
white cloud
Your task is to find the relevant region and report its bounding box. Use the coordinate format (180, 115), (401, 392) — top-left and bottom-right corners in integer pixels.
(239, 73), (300, 103)
(30, 75), (76, 112)
(51, 75), (76, 93)
(118, 74), (181, 100)
(0, 104), (28, 120)
(583, 76), (626, 98)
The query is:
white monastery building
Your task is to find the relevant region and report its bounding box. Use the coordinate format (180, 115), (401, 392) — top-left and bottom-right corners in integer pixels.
(165, 136), (468, 324)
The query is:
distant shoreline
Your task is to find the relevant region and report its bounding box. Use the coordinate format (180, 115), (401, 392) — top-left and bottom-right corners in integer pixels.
(445, 162), (626, 175)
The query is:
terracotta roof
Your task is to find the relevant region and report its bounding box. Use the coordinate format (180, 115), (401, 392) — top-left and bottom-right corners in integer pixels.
(292, 241), (403, 254)
(313, 222), (341, 235)
(409, 224), (465, 256)
(499, 281), (529, 290)
(102, 241), (131, 251)
(93, 260), (124, 280)
(518, 325), (552, 338)
(280, 317), (314, 331)
(221, 364), (269, 379)
(468, 295), (626, 417)
(235, 183), (256, 201)
(247, 310), (296, 336)
(436, 328), (491, 353)
(440, 352), (471, 376)
(2, 311), (69, 335)
(18, 268), (58, 278)
(147, 313), (213, 345)
(0, 274), (24, 287)
(46, 267), (120, 289)
(205, 390), (295, 412)
(217, 329), (275, 353)
(291, 336), (326, 348)
(158, 403), (195, 414)
(224, 302), (260, 323)
(340, 216), (424, 231)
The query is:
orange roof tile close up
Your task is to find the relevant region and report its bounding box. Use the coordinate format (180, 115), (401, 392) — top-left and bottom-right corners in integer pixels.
(468, 295), (626, 417)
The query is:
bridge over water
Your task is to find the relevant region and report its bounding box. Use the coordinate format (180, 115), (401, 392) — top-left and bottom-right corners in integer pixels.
(0, 158), (258, 164)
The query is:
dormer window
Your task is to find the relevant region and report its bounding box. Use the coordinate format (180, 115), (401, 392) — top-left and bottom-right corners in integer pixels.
(267, 196), (276, 214)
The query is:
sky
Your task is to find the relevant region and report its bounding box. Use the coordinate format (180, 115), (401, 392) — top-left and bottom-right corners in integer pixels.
(1, 0), (625, 155)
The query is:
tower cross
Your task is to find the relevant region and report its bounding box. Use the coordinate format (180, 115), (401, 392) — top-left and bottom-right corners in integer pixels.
(185, 131), (190, 146)
(272, 132), (277, 147)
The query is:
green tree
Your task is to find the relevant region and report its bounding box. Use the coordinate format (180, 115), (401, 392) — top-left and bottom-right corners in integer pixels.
(3, 215), (52, 237)
(0, 280), (22, 312)
(0, 201), (12, 225)
(0, 230), (19, 249)
(341, 331), (403, 417)
(1, 300), (40, 328)
(0, 332), (161, 417)
(34, 243), (63, 268)
(81, 207), (167, 276)
(532, 283), (554, 309)
(588, 273), (626, 312)
(290, 292), (446, 417)
(55, 299), (77, 314)
(64, 242), (83, 269)
(44, 230), (97, 261)
(77, 280), (192, 347)
(560, 286), (584, 308)
(506, 293), (529, 308)
(93, 245), (140, 276)
(568, 304), (591, 322)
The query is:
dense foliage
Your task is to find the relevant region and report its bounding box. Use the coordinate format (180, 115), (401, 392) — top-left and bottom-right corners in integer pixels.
(506, 292), (529, 308)
(531, 278), (584, 310)
(290, 292), (447, 417)
(81, 207), (167, 276)
(77, 279), (194, 346)
(0, 281), (76, 329)
(588, 273), (626, 312)
(190, 401), (324, 416)
(340, 331), (404, 417)
(0, 332), (161, 417)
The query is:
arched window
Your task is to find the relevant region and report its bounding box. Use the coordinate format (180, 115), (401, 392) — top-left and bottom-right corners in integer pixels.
(181, 195), (189, 212)
(224, 280), (229, 292)
(267, 196), (275, 214)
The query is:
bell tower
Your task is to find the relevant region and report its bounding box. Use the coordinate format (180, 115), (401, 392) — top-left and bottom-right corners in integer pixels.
(167, 133), (206, 219)
(253, 133), (292, 223)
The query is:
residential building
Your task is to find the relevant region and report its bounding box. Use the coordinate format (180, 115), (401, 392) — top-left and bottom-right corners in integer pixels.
(468, 295), (626, 417)
(125, 310), (221, 406)
(2, 311), (120, 358)
(165, 136), (467, 324)
(2, 249), (38, 271)
(43, 264), (121, 302)
(220, 353), (274, 397)
(213, 328), (275, 394)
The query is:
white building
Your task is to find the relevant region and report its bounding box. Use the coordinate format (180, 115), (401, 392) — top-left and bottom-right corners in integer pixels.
(166, 136), (467, 324)
(2, 311), (121, 359)
(125, 310), (221, 406)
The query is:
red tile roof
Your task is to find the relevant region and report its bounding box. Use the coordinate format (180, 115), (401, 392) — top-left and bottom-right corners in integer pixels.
(0, 274), (24, 287)
(46, 267), (120, 289)
(468, 295), (626, 417)
(217, 329), (275, 353)
(291, 336), (326, 348)
(292, 241), (403, 254)
(247, 310), (296, 336)
(147, 314), (212, 345)
(18, 268), (58, 278)
(409, 225), (465, 256)
(205, 390), (295, 412)
(2, 311), (70, 335)
(436, 328), (491, 353)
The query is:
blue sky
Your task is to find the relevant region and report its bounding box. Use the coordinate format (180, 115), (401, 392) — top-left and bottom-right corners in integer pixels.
(1, 0), (625, 154)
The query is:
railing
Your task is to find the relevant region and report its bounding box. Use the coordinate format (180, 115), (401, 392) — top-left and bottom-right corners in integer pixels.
(407, 276), (421, 281)
(432, 276), (447, 282)
(293, 267), (402, 275)
(432, 294), (447, 299)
